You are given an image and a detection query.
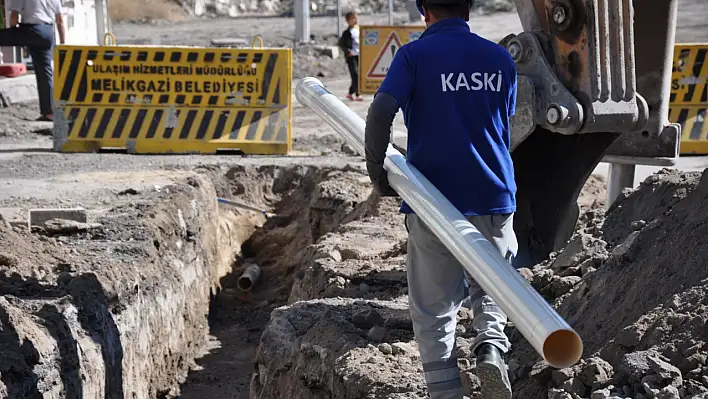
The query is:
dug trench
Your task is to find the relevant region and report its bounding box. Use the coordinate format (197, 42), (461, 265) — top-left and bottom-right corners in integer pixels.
(0, 170), (252, 399)
(177, 162), (401, 398)
(2, 163), (708, 399)
(0, 162), (391, 398)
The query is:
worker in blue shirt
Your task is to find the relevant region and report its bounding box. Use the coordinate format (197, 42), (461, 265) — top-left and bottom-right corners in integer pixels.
(363, 0), (518, 397)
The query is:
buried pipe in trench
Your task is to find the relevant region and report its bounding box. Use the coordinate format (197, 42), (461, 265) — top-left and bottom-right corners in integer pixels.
(217, 197), (275, 218)
(237, 263), (261, 292)
(294, 77), (583, 369)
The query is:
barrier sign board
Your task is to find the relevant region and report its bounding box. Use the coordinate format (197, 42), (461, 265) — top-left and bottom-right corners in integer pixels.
(671, 44), (708, 106)
(670, 44), (708, 155)
(671, 106), (707, 155)
(358, 25), (425, 94)
(53, 45), (292, 155)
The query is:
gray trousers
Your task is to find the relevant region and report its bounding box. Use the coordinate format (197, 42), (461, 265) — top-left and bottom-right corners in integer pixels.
(405, 213), (519, 399)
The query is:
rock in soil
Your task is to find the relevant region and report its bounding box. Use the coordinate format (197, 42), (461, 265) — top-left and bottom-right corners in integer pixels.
(251, 169), (708, 399)
(288, 194), (407, 303)
(509, 168), (708, 398)
(250, 298), (425, 399)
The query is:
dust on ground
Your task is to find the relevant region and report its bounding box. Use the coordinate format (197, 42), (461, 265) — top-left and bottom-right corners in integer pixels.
(0, 102), (52, 138)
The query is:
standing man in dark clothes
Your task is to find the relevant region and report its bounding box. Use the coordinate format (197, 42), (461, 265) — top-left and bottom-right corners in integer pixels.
(0, 0), (65, 121)
(338, 11), (363, 101)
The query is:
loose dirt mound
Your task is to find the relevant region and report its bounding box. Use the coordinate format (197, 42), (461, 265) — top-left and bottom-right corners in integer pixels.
(510, 168), (708, 399)
(288, 195), (407, 303)
(253, 168), (708, 399)
(0, 162), (379, 399)
(0, 103), (52, 138)
(578, 174), (607, 214)
(251, 298), (422, 399)
(0, 174), (251, 398)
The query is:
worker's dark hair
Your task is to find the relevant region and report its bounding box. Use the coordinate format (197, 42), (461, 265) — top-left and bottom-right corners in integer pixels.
(420, 0), (468, 18)
(345, 11), (357, 20)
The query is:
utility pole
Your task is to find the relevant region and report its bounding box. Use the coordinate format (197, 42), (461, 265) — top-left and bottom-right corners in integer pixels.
(96, 0), (109, 43)
(388, 0), (393, 25)
(336, 0), (342, 38)
(294, 0), (310, 43)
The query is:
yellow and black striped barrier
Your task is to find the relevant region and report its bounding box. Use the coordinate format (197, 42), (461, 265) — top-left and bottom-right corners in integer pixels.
(671, 43), (708, 155)
(670, 106), (707, 155)
(53, 44), (292, 155)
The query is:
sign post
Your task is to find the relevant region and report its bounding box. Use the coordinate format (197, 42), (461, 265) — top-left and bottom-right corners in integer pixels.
(358, 25), (424, 94)
(336, 0), (342, 38)
(294, 0), (310, 43)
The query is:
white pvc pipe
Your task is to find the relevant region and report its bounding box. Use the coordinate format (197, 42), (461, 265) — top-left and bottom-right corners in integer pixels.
(295, 77), (583, 369)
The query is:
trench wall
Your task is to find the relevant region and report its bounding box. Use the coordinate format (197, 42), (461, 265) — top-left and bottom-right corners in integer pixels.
(0, 173), (257, 398)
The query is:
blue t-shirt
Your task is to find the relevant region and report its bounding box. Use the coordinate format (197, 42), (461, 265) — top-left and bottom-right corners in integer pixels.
(377, 17), (517, 216)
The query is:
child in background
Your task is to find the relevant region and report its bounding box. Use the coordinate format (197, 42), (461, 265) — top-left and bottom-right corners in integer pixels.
(338, 11), (363, 101)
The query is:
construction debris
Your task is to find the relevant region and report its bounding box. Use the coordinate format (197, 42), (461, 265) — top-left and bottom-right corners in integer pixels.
(509, 169), (708, 398)
(251, 168), (708, 399)
(28, 207), (87, 229)
(37, 219), (102, 236)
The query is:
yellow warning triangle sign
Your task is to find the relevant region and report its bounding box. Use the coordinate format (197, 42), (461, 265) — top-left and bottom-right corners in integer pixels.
(367, 32), (403, 79)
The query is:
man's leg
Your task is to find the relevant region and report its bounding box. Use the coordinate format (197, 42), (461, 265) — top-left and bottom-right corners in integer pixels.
(466, 213), (519, 399)
(406, 213), (466, 399)
(351, 56), (360, 96)
(28, 25), (56, 118)
(346, 56), (357, 95)
(28, 45), (54, 117)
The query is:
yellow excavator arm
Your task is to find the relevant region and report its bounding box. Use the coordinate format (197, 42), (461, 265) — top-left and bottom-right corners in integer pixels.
(503, 0), (680, 266)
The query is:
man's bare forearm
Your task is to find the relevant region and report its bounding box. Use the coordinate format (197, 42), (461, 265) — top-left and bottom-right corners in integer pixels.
(56, 15), (66, 44)
(10, 11), (19, 27)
